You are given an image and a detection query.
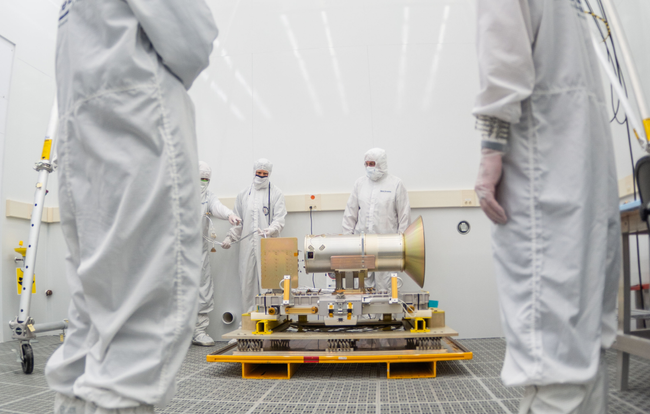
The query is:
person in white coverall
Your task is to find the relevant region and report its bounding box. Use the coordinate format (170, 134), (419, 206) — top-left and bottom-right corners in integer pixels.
(222, 159), (287, 314)
(473, 0), (620, 412)
(342, 148), (411, 291)
(194, 161), (241, 346)
(44, 1), (217, 413)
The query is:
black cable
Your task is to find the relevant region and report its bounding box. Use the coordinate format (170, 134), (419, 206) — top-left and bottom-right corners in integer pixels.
(585, 0), (629, 124)
(635, 234), (646, 316)
(626, 116), (646, 315)
(250, 180), (272, 226)
(625, 121), (638, 201)
(310, 206), (315, 288)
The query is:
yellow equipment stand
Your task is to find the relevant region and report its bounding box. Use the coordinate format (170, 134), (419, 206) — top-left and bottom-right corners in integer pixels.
(207, 328), (472, 380)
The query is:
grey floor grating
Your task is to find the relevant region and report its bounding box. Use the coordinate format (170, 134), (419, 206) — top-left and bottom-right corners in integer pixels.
(0, 336), (647, 413)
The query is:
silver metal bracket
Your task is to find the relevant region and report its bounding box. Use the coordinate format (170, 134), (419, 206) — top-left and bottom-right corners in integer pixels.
(9, 317), (36, 341)
(34, 161), (54, 173)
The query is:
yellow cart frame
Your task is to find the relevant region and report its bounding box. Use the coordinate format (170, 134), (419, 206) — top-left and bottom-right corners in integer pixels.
(207, 337), (472, 379)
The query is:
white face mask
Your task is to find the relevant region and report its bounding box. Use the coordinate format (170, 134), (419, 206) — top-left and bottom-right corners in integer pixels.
(366, 166), (382, 181)
(253, 176), (269, 190)
(200, 180), (209, 192)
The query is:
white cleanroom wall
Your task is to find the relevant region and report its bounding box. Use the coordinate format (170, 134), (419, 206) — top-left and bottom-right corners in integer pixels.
(0, 36), (13, 193)
(1, 0), (648, 343)
(192, 0), (480, 195)
(0, 35), (14, 342)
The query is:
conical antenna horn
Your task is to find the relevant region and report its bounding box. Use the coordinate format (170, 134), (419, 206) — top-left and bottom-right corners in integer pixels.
(403, 216), (425, 288)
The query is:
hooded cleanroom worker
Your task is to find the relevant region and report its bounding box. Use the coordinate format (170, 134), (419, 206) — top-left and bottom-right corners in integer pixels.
(472, 0), (620, 412)
(341, 148), (411, 291)
(44, 0), (218, 412)
(194, 161), (240, 347)
(222, 159), (287, 315)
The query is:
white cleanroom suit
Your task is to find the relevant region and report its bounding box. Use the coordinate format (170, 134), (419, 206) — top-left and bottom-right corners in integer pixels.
(194, 161), (240, 346)
(473, 0), (620, 412)
(223, 159), (287, 313)
(342, 148), (411, 290)
(45, 0), (217, 411)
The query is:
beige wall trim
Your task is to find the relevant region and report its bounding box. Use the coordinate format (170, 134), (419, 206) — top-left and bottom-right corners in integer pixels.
(619, 174), (636, 199)
(7, 178), (635, 222)
(220, 189), (479, 213)
(6, 199), (60, 223)
(4, 190), (480, 221)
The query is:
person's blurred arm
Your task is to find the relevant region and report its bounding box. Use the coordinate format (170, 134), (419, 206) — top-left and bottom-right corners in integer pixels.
(125, 0), (218, 89)
(472, 0), (535, 225)
(342, 181), (360, 235)
(208, 194), (236, 221)
(226, 194), (244, 242)
(473, 0), (535, 153)
(395, 182), (411, 234)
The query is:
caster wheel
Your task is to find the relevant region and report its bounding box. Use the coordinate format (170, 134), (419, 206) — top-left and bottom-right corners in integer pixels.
(21, 343), (34, 374)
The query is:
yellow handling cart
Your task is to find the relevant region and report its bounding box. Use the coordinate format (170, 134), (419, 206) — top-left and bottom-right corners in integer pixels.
(207, 330), (472, 380)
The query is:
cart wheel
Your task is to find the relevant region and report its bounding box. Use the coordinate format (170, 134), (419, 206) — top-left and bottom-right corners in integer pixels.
(21, 343), (34, 374)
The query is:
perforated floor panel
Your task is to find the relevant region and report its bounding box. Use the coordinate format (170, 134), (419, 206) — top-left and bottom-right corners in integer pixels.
(0, 336), (648, 413)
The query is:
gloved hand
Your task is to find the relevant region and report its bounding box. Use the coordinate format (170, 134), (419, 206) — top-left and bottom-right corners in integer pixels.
(228, 214), (241, 225)
(258, 228), (271, 238)
(221, 236), (232, 249)
(475, 148), (508, 225)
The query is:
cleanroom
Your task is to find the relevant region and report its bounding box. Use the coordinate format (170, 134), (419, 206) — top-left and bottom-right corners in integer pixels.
(0, 0), (649, 413)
